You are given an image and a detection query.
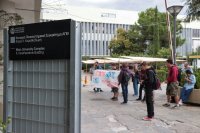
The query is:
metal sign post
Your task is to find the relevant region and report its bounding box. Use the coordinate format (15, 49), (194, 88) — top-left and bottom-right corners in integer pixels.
(4, 19), (81, 133)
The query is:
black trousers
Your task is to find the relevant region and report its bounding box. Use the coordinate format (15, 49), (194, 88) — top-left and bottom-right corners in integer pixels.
(145, 89), (154, 118)
(138, 84), (144, 99)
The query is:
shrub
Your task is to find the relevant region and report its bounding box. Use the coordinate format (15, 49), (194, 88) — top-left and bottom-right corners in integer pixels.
(194, 69), (200, 89)
(156, 69), (167, 82)
(0, 117), (11, 133)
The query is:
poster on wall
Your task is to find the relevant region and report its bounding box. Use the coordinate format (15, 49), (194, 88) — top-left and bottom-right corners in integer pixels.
(9, 19), (71, 60)
(92, 70), (120, 89)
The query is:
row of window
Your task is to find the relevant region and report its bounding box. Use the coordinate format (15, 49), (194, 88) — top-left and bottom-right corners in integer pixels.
(193, 29), (200, 38)
(82, 22), (130, 34)
(82, 40), (109, 56)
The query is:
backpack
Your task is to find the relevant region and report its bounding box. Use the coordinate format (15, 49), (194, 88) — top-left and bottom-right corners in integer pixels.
(151, 70), (161, 90)
(177, 68), (182, 82)
(122, 71), (130, 84)
(170, 66), (180, 81)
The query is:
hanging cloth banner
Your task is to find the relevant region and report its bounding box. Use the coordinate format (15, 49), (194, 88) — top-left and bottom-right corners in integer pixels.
(92, 70), (120, 88)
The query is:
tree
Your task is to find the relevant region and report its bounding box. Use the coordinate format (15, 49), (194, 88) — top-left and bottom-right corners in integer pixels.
(190, 46), (200, 55)
(153, 6), (160, 56)
(109, 7), (185, 57)
(157, 47), (171, 58)
(136, 8), (184, 55)
(185, 0), (200, 21)
(109, 28), (142, 55)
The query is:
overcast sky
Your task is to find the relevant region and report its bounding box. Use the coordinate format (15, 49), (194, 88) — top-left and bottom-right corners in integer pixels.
(43, 0), (186, 14)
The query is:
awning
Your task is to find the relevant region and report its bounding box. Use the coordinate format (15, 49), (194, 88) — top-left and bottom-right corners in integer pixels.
(121, 56), (186, 62)
(105, 57), (141, 63)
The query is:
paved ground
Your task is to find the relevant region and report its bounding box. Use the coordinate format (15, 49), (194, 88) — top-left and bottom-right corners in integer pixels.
(81, 82), (200, 133)
(1, 67), (200, 133)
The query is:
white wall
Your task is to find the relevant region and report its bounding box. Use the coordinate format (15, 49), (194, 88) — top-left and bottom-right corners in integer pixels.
(192, 39), (200, 52)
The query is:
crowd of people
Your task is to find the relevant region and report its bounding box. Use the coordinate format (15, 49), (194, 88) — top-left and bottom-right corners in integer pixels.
(90, 59), (196, 121)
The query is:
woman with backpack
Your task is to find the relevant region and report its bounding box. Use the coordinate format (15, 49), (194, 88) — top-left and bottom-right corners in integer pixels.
(141, 62), (155, 121)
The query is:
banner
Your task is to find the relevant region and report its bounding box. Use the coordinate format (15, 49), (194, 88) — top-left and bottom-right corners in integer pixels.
(92, 70), (120, 88)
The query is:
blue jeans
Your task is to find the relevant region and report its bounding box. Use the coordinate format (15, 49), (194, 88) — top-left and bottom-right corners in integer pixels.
(133, 78), (138, 95)
(121, 84), (128, 103)
(180, 87), (193, 102)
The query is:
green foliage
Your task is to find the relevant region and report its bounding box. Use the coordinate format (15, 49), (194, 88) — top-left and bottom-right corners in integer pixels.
(156, 69), (167, 82)
(190, 46), (200, 55)
(109, 7), (185, 57)
(157, 48), (171, 58)
(109, 28), (143, 55)
(82, 56), (90, 61)
(110, 53), (120, 58)
(0, 117), (11, 133)
(194, 69), (200, 89)
(179, 72), (187, 87)
(137, 8), (184, 53)
(185, 0), (200, 21)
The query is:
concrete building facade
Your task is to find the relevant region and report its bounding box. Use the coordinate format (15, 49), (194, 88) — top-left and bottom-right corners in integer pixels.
(41, 5), (138, 57)
(177, 21), (200, 56)
(42, 5), (200, 57)
(81, 22), (131, 56)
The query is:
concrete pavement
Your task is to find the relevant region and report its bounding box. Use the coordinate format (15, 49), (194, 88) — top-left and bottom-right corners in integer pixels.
(81, 83), (200, 133)
(1, 66), (200, 133)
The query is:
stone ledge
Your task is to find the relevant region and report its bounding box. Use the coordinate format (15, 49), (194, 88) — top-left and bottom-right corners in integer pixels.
(179, 88), (200, 104)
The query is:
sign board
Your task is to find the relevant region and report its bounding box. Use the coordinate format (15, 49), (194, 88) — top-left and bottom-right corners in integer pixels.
(9, 19), (71, 60)
(4, 20), (81, 133)
(92, 70), (120, 88)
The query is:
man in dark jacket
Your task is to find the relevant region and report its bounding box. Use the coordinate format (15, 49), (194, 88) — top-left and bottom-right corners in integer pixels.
(118, 63), (132, 104)
(141, 62), (155, 121)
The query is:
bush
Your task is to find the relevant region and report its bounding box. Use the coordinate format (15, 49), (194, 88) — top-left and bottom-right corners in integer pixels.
(156, 69), (167, 82)
(194, 69), (200, 89)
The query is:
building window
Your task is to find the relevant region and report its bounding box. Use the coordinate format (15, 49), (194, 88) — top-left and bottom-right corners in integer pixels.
(193, 29), (200, 38)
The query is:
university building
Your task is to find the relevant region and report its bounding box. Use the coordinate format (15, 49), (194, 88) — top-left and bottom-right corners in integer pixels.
(41, 5), (200, 57)
(41, 5), (138, 56)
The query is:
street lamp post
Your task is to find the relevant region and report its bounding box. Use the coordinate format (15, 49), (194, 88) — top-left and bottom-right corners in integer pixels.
(167, 5), (183, 65)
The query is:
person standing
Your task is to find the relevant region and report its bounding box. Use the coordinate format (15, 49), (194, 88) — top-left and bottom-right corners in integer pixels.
(110, 63), (119, 101)
(179, 70), (196, 105)
(183, 62), (193, 73)
(136, 67), (146, 101)
(118, 63), (132, 104)
(163, 59), (179, 108)
(132, 64), (139, 96)
(141, 62), (155, 121)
